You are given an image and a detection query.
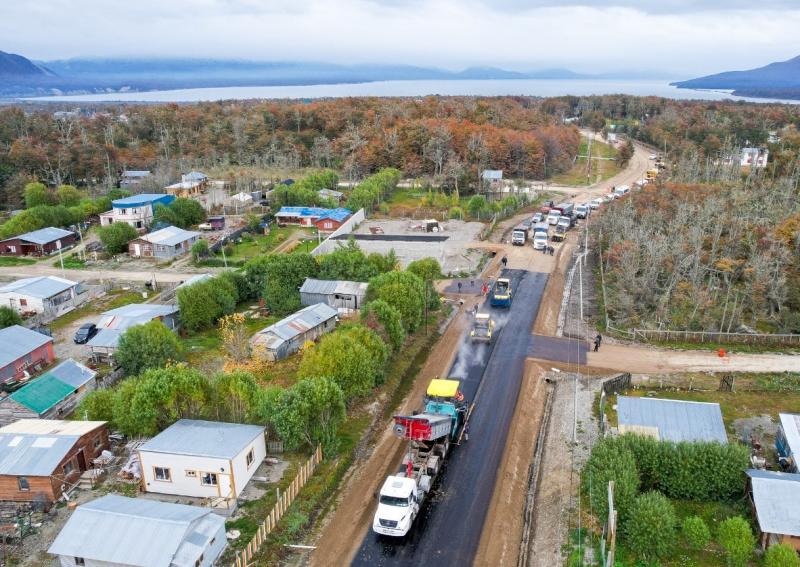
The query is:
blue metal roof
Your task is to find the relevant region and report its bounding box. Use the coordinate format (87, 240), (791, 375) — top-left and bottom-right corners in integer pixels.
(47, 358), (96, 389)
(48, 495), (225, 566)
(112, 193), (175, 209)
(317, 208), (353, 223)
(482, 169), (503, 180)
(140, 419), (264, 460)
(0, 325), (53, 368)
(617, 396), (728, 443)
(1, 227), (74, 245)
(275, 206), (328, 218)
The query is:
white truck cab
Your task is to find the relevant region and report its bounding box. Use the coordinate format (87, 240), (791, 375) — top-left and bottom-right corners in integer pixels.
(557, 216), (572, 230)
(373, 476), (421, 537)
(533, 231), (548, 250)
(546, 211), (560, 225)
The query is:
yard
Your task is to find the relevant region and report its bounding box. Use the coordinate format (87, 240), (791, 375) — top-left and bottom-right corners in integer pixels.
(551, 136), (620, 186)
(196, 226), (318, 267)
(0, 256), (37, 266)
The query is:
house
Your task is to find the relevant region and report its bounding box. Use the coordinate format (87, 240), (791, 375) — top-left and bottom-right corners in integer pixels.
(299, 278), (368, 311)
(138, 419), (266, 503)
(312, 208), (353, 233)
(87, 303), (179, 359)
(746, 469), (800, 551)
(0, 359), (97, 426)
(0, 276), (80, 315)
(128, 226), (201, 259)
(227, 192), (254, 208)
(777, 413), (800, 472)
(741, 148), (769, 169)
(182, 171), (209, 185)
(482, 169), (504, 187)
(120, 170), (152, 188)
(48, 494), (226, 567)
(318, 188), (344, 203)
(164, 181), (203, 197)
(251, 303), (338, 361)
(0, 227), (77, 257)
(0, 325), (54, 383)
(99, 194), (175, 230)
(0, 419), (109, 504)
(275, 206), (328, 227)
(616, 396), (728, 443)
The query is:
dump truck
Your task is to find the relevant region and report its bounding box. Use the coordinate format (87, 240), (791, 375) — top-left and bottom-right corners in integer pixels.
(373, 379), (468, 537)
(645, 168), (659, 181)
(469, 313), (495, 343)
(511, 224), (529, 246)
(490, 277), (512, 307)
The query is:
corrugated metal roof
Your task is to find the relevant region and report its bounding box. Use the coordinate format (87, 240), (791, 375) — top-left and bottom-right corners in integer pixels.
(0, 433), (79, 476)
(140, 419), (264, 459)
(48, 494), (225, 566)
(747, 469), (800, 536)
(0, 419), (105, 436)
(0, 276), (77, 299)
(780, 413), (800, 456)
(316, 208), (353, 223)
(253, 303), (338, 347)
(139, 226), (201, 247)
(0, 227), (74, 245)
(299, 278), (367, 297)
(111, 193), (175, 209)
(87, 303), (178, 350)
(10, 374), (76, 415)
(122, 170), (151, 178)
(0, 325), (53, 368)
(275, 206), (328, 218)
(47, 358), (96, 389)
(482, 169), (503, 180)
(182, 171), (208, 181)
(176, 273), (214, 289)
(617, 396), (728, 443)
(318, 188), (343, 198)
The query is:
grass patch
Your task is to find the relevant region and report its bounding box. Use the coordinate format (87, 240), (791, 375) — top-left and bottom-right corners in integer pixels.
(551, 137), (620, 186)
(0, 256), (36, 266)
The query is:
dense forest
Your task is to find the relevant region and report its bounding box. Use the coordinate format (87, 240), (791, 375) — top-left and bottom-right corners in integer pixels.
(0, 97), (584, 208)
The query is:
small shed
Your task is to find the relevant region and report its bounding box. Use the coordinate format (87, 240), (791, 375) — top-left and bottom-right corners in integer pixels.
(251, 303), (338, 361)
(138, 419), (266, 503)
(87, 304), (179, 359)
(777, 413), (800, 472)
(482, 169), (504, 186)
(0, 227), (77, 257)
(48, 494), (226, 567)
(318, 188), (344, 202)
(120, 170), (152, 187)
(0, 359), (96, 426)
(747, 469), (800, 551)
(299, 278), (368, 311)
(0, 276), (79, 315)
(616, 396), (727, 443)
(129, 226), (201, 259)
(313, 208), (353, 233)
(0, 325), (54, 383)
(275, 206), (327, 227)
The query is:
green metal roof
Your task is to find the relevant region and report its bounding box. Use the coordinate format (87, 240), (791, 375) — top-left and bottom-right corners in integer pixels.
(10, 374), (76, 415)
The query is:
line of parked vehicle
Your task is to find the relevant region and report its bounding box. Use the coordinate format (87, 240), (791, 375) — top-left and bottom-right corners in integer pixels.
(511, 200), (588, 249)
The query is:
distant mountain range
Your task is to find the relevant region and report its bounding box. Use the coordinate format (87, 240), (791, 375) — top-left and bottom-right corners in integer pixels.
(672, 55), (800, 100)
(0, 49), (670, 99)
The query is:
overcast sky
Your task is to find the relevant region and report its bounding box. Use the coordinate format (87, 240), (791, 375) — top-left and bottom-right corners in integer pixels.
(2, 0), (800, 77)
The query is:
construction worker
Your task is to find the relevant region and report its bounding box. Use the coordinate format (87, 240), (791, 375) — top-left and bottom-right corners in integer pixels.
(501, 255), (508, 268)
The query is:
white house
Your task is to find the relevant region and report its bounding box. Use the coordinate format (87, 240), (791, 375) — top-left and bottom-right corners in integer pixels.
(48, 494), (226, 567)
(741, 147), (769, 169)
(0, 276), (79, 315)
(99, 194), (175, 229)
(138, 420), (266, 503)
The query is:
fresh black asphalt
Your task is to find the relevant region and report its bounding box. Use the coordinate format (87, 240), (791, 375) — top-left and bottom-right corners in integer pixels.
(528, 334), (589, 365)
(351, 269), (549, 566)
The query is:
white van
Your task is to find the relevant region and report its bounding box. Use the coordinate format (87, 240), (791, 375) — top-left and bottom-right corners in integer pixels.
(590, 198), (603, 210)
(614, 185), (630, 197)
(546, 211), (560, 225)
(575, 205), (589, 219)
(533, 231), (548, 250)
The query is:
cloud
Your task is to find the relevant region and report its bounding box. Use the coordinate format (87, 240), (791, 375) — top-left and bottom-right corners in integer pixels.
(1, 0), (800, 76)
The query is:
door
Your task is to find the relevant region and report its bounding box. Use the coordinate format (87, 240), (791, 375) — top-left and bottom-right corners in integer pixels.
(133, 243), (141, 256)
(77, 450), (87, 472)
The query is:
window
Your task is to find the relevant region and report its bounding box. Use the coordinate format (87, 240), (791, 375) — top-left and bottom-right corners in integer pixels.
(154, 467), (171, 481)
(186, 470), (197, 478)
(75, 558), (85, 566)
(246, 448), (255, 468)
(19, 298), (27, 307)
(18, 477), (29, 491)
(63, 461), (74, 475)
(201, 472), (218, 486)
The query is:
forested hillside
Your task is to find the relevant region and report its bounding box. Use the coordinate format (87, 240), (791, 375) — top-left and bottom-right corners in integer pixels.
(0, 97), (581, 208)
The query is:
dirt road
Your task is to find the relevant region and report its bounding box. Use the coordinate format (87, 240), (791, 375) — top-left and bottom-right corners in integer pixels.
(0, 263), (215, 283)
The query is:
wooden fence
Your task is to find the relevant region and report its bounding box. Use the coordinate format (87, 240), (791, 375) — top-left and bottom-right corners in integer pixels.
(631, 328), (800, 346)
(231, 445), (323, 567)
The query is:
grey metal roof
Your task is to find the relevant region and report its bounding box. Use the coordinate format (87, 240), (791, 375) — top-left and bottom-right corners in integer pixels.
(87, 303), (178, 350)
(122, 170), (151, 177)
(48, 358), (96, 389)
(0, 276), (77, 299)
(299, 278), (368, 297)
(747, 469), (800, 536)
(780, 413), (800, 456)
(48, 494), (225, 566)
(482, 169), (503, 180)
(2, 227), (73, 245)
(253, 303), (338, 349)
(0, 433), (79, 476)
(138, 225), (201, 247)
(318, 188), (344, 199)
(182, 171), (208, 181)
(140, 419), (264, 459)
(617, 396), (728, 443)
(0, 325), (53, 368)
(176, 273), (214, 289)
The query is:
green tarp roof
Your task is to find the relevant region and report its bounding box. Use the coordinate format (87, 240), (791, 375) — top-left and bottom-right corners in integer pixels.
(10, 374), (76, 415)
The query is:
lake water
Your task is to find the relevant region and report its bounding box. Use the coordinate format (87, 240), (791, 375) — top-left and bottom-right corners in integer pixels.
(23, 79), (800, 104)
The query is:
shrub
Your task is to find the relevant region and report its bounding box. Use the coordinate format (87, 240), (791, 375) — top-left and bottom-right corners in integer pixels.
(717, 516), (755, 567)
(367, 270), (426, 332)
(191, 239), (209, 260)
(115, 320), (180, 376)
(623, 491), (677, 560)
(99, 222), (138, 254)
(0, 306), (22, 329)
(765, 543), (800, 567)
(362, 299), (405, 352)
(682, 516), (711, 551)
(582, 437), (639, 523)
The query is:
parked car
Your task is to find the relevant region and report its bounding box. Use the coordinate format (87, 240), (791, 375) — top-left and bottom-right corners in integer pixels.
(590, 198), (603, 209)
(532, 212), (544, 223)
(575, 204), (589, 219)
(74, 323), (98, 344)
